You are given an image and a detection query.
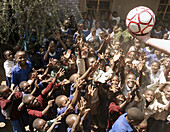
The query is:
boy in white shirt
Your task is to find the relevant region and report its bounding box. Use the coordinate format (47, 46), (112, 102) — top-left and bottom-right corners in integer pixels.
(3, 50), (15, 87)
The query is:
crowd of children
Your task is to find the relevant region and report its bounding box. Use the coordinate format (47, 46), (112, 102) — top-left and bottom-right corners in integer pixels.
(0, 10), (170, 132)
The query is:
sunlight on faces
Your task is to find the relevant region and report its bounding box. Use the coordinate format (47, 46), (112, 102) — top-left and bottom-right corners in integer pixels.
(125, 74), (136, 88)
(105, 49), (110, 60)
(163, 85), (170, 100)
(22, 82), (32, 93)
(16, 51), (27, 66)
(115, 94), (125, 105)
(151, 61), (160, 74)
(4, 50), (13, 61)
(87, 57), (96, 68)
(111, 75), (119, 86)
(128, 51), (136, 59)
(52, 59), (61, 70)
(0, 86), (11, 98)
(114, 41), (121, 50)
(144, 90), (154, 103)
(55, 95), (70, 108)
(27, 95), (39, 108)
(49, 41), (56, 53)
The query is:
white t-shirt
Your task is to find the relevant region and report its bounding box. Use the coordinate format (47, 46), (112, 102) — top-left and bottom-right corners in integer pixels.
(3, 60), (15, 77)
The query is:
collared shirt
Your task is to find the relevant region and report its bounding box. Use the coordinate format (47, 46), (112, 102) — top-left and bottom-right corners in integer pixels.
(11, 61), (32, 86)
(3, 60), (15, 77)
(109, 113), (133, 132)
(122, 84), (132, 97)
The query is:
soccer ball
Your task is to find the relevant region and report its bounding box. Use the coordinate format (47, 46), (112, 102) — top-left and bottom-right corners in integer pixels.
(126, 6), (155, 35)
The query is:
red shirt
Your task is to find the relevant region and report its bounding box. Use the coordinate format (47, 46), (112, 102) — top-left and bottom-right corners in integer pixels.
(27, 81), (60, 117)
(0, 92), (23, 120)
(107, 102), (123, 130)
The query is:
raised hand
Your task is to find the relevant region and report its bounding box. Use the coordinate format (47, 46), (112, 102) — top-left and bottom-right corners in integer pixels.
(55, 31), (61, 40)
(47, 58), (54, 67)
(79, 99), (90, 116)
(126, 92), (132, 103)
(113, 51), (122, 62)
(48, 99), (54, 107)
(64, 49), (71, 59)
(77, 79), (86, 90)
(109, 85), (120, 93)
(56, 68), (65, 78)
(91, 60), (99, 71)
(137, 60), (145, 72)
(88, 85), (96, 97)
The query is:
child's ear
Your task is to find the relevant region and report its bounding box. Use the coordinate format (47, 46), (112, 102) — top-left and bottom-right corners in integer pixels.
(129, 119), (134, 124)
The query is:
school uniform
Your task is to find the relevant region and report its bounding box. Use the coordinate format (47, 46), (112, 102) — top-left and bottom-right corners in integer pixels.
(11, 61), (32, 87)
(3, 60), (15, 87)
(109, 113), (136, 132)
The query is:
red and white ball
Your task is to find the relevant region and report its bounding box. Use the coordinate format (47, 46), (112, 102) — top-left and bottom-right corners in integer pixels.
(126, 6), (155, 35)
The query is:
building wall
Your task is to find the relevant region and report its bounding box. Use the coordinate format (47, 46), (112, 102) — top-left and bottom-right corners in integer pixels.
(111, 0), (160, 19)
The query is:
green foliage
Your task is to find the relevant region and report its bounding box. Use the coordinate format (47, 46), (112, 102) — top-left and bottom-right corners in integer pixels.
(0, 0), (81, 46)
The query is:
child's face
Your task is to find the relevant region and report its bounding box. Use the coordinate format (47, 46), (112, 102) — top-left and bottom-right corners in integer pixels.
(98, 60), (105, 71)
(38, 119), (49, 132)
(145, 90), (154, 103)
(91, 30), (96, 36)
(129, 52), (136, 59)
(115, 94), (125, 105)
(151, 62), (159, 74)
(87, 57), (96, 68)
(134, 42), (141, 51)
(114, 42), (121, 50)
(77, 24), (83, 32)
(64, 20), (69, 28)
(163, 86), (170, 100)
(83, 21), (88, 29)
(59, 96), (70, 108)
(27, 96), (39, 108)
(111, 76), (119, 86)
(163, 34), (169, 40)
(16, 52), (27, 66)
(53, 59), (61, 70)
(126, 74), (136, 88)
(23, 82), (32, 93)
(50, 41), (56, 52)
(0, 86), (11, 98)
(68, 60), (76, 69)
(5, 51), (13, 61)
(66, 39), (72, 48)
(105, 50), (110, 60)
(154, 50), (161, 56)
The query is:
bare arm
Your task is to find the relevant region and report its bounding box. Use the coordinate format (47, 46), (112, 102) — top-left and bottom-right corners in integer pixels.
(42, 99), (54, 116)
(10, 83), (15, 90)
(56, 32), (67, 50)
(70, 80), (85, 108)
(128, 30), (170, 55)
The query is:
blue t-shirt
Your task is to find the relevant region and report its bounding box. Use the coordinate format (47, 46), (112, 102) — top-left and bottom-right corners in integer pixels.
(82, 29), (90, 38)
(11, 61), (32, 86)
(109, 113), (133, 132)
(67, 127), (72, 132)
(44, 48), (62, 61)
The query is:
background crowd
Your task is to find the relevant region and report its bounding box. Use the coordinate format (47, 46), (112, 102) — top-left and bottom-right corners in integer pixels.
(0, 9), (170, 132)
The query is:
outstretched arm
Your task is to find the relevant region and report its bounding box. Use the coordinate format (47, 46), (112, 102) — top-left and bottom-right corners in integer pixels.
(128, 29), (170, 55)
